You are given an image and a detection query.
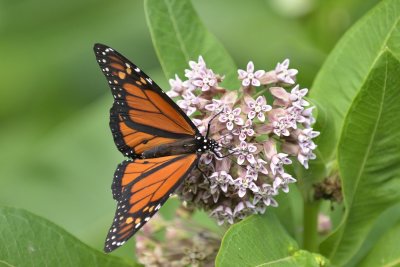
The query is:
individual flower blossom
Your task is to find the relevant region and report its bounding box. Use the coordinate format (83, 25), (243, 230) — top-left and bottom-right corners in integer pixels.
(185, 56), (206, 79)
(244, 95), (272, 122)
(192, 69), (218, 91)
(270, 153), (292, 175)
(219, 106), (244, 130)
(300, 106), (316, 128)
(272, 116), (292, 136)
(238, 61), (265, 87)
(233, 175), (259, 198)
(318, 213), (332, 235)
(289, 85), (309, 107)
(177, 91), (200, 116)
(217, 132), (234, 146)
(233, 201), (255, 220)
(286, 106), (305, 126)
(205, 91), (238, 113)
(232, 119), (255, 141)
(297, 128), (319, 169)
(275, 59), (298, 84)
(253, 183), (278, 207)
(273, 173), (296, 193)
(235, 141), (257, 165)
(246, 158), (269, 179)
(210, 205), (234, 225)
(209, 171), (233, 194)
(167, 74), (188, 98)
(205, 99), (222, 112)
(192, 118), (207, 135)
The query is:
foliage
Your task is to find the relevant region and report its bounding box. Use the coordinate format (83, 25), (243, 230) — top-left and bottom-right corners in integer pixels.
(216, 213), (329, 267)
(1, 0), (399, 266)
(0, 207), (140, 267)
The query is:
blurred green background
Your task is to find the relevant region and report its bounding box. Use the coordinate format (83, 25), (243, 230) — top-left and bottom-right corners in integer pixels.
(0, 0), (379, 259)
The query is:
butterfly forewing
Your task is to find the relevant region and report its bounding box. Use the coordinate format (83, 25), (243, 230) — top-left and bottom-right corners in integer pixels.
(94, 43), (198, 158)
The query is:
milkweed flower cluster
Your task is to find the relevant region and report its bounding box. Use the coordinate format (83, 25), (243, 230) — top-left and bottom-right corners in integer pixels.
(136, 213), (220, 267)
(168, 57), (319, 225)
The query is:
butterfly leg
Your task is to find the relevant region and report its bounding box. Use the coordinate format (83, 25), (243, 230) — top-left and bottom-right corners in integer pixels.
(195, 162), (211, 181)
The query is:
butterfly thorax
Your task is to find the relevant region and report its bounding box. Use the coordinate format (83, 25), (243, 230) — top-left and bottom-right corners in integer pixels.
(140, 135), (218, 159)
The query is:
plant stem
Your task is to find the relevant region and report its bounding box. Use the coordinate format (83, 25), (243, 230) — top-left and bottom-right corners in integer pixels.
(303, 200), (320, 252)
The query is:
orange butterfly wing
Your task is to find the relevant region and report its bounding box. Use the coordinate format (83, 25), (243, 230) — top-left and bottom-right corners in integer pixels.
(94, 43), (198, 157)
(104, 154), (198, 252)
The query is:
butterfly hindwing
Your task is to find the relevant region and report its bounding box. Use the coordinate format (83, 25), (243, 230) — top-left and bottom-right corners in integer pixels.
(104, 154), (198, 252)
(94, 43), (198, 158)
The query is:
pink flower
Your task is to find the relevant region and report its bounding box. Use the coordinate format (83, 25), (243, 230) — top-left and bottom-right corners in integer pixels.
(297, 128), (319, 169)
(192, 118), (207, 135)
(167, 74), (187, 98)
(234, 176), (259, 198)
(232, 119), (254, 141)
(244, 95), (272, 122)
(236, 141), (257, 165)
(205, 99), (222, 112)
(275, 59), (298, 84)
(246, 158), (269, 179)
(253, 184), (278, 207)
(192, 69), (218, 91)
(272, 116), (292, 136)
(209, 171), (233, 194)
(177, 91), (199, 116)
(218, 133), (234, 145)
(238, 61), (265, 87)
(219, 106), (244, 131)
(273, 173), (296, 193)
(167, 55), (320, 226)
(210, 205), (234, 225)
(270, 153), (292, 175)
(290, 85), (309, 107)
(185, 56), (206, 79)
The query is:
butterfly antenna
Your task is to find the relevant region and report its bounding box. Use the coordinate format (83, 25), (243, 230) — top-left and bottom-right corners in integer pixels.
(206, 111), (223, 139)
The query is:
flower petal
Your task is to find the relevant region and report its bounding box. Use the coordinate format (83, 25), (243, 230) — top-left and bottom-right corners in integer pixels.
(248, 111), (256, 120)
(238, 69), (247, 79)
(238, 188), (246, 198)
(254, 70), (265, 78)
(251, 79), (261, 87)
(242, 78), (250, 87)
(246, 61), (254, 73)
(258, 112), (265, 122)
(226, 121), (234, 130)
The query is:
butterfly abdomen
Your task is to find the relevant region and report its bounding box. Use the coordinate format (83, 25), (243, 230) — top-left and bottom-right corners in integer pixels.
(141, 138), (198, 158)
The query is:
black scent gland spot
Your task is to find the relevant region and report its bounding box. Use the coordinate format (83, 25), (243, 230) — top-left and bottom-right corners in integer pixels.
(143, 161), (149, 164)
(142, 139), (149, 144)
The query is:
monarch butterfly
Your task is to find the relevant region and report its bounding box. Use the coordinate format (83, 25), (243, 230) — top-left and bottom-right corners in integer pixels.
(94, 43), (221, 252)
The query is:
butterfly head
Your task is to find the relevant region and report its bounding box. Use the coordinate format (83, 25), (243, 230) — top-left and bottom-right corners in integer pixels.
(195, 135), (220, 154)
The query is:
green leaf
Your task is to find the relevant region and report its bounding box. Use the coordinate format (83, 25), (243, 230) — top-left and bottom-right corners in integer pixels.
(309, 0), (400, 161)
(144, 0), (238, 89)
(0, 207), (140, 267)
(215, 213), (329, 267)
(320, 51), (400, 265)
(358, 222), (400, 267)
(345, 203), (400, 267)
(272, 184), (303, 244)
